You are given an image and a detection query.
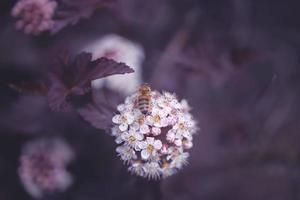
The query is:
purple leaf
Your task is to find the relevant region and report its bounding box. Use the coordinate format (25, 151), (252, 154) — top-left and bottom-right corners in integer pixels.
(77, 103), (114, 131)
(47, 51), (134, 111)
(47, 73), (71, 111)
(86, 57), (135, 81)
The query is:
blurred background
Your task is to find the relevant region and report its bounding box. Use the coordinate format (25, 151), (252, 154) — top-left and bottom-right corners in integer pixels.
(0, 0), (300, 199)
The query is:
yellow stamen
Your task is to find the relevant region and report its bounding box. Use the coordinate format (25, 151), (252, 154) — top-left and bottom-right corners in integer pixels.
(162, 160), (169, 168)
(138, 116), (144, 125)
(147, 144), (154, 152)
(179, 123), (186, 130)
(121, 116), (127, 123)
(153, 115), (161, 123)
(128, 135), (136, 143)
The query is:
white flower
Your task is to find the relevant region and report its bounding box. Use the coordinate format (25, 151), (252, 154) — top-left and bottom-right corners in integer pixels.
(121, 129), (144, 150)
(174, 139), (182, 147)
(116, 145), (137, 162)
(140, 124), (150, 134)
(156, 96), (172, 113)
(135, 116), (150, 134)
(142, 162), (161, 180)
(167, 115), (178, 126)
(182, 139), (193, 149)
(166, 129), (182, 143)
(146, 108), (169, 128)
(111, 84), (198, 179)
(170, 151), (189, 169)
(160, 92), (182, 111)
(111, 126), (123, 144)
(112, 112), (135, 131)
(128, 161), (145, 177)
(161, 162), (176, 178)
(173, 115), (192, 140)
(160, 144), (168, 154)
(180, 99), (191, 112)
(139, 137), (162, 160)
(151, 127), (161, 136)
(83, 34), (145, 95)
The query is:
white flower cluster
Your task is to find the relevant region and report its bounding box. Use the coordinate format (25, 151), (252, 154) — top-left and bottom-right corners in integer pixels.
(11, 0), (57, 35)
(83, 34), (145, 95)
(112, 89), (197, 179)
(18, 138), (74, 198)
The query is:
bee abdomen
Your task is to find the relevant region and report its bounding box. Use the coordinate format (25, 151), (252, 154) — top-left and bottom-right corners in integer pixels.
(138, 98), (151, 115)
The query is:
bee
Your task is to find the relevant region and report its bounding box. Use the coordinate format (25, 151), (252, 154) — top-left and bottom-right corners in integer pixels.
(137, 84), (152, 115)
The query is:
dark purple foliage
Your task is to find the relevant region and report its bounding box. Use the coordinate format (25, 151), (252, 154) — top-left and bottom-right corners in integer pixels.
(47, 51), (133, 111)
(77, 103), (113, 131)
(1, 0), (300, 200)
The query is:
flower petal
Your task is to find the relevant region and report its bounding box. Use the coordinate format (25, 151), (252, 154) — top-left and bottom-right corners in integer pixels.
(140, 124), (150, 134)
(117, 104), (125, 112)
(119, 123), (128, 131)
(174, 139), (182, 147)
(116, 146), (124, 153)
(112, 115), (121, 124)
(183, 140), (193, 149)
(152, 127), (161, 136)
(145, 116), (154, 125)
(146, 137), (155, 144)
(141, 149), (150, 160)
(166, 130), (175, 142)
(135, 133), (144, 140)
(160, 117), (169, 127)
(154, 140), (162, 150)
(138, 141), (147, 149)
(125, 113), (135, 124)
(115, 136), (123, 144)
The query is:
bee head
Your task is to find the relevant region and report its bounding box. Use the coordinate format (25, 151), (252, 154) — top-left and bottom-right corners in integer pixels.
(139, 84), (151, 95)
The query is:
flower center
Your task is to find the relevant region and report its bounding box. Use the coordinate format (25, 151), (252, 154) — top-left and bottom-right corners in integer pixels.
(128, 135), (136, 143)
(153, 115), (161, 123)
(147, 144), (154, 152)
(162, 160), (169, 168)
(138, 116), (144, 125)
(121, 116), (127, 123)
(179, 123), (186, 130)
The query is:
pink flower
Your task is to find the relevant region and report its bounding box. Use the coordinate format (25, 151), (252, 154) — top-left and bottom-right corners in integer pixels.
(11, 0), (57, 35)
(18, 138), (74, 198)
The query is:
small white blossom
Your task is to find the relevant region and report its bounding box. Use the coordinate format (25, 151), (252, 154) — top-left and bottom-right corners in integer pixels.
(116, 145), (137, 162)
(111, 85), (198, 179)
(112, 112), (135, 131)
(128, 161), (144, 177)
(151, 127), (161, 136)
(182, 139), (193, 149)
(142, 162), (161, 180)
(139, 137), (163, 160)
(170, 151), (189, 169)
(160, 144), (169, 154)
(121, 129), (144, 150)
(166, 129), (182, 143)
(173, 115), (193, 140)
(146, 108), (169, 128)
(139, 124), (150, 134)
